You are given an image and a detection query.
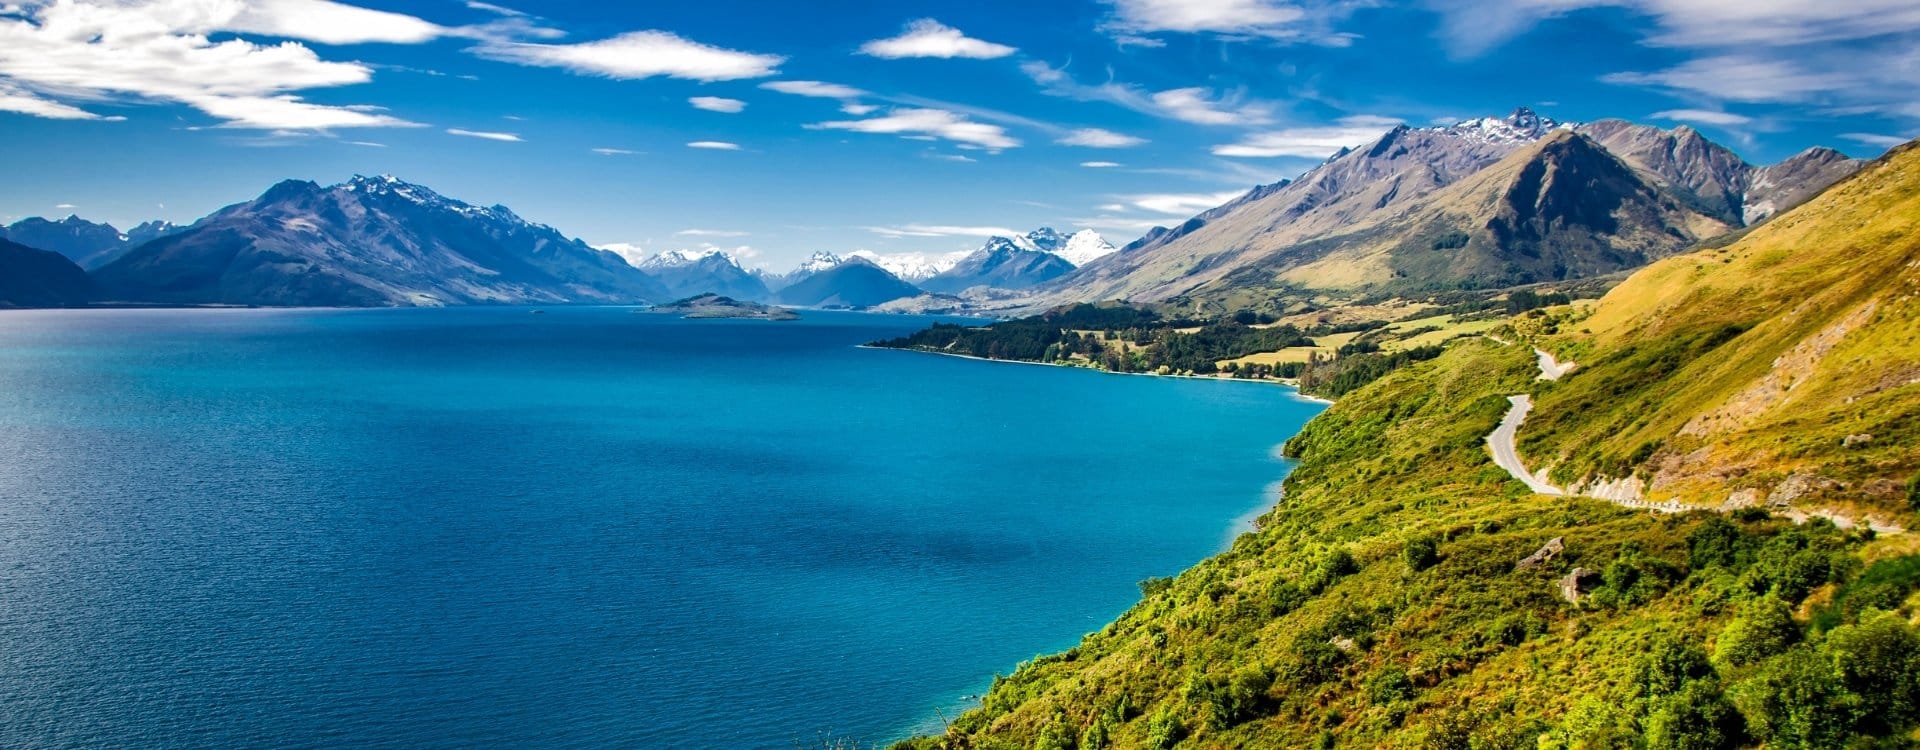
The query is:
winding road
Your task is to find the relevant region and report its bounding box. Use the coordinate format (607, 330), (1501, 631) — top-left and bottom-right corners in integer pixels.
(1483, 338), (1905, 534)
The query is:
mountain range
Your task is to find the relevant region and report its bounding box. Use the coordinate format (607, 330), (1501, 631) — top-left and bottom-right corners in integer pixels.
(0, 237), (92, 308)
(0, 215), (180, 270)
(92, 175), (668, 307)
(1036, 108), (1865, 313)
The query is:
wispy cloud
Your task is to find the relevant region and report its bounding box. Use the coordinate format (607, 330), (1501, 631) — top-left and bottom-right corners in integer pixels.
(689, 96), (747, 113)
(1841, 132), (1912, 149)
(865, 224), (1024, 239)
(1122, 189), (1250, 215)
(473, 31), (784, 82)
(448, 128), (522, 142)
(809, 108), (1020, 150)
(1213, 116), (1401, 158)
(1058, 128), (1148, 148)
(760, 80), (868, 99)
(1099, 0), (1360, 43)
(1650, 108), (1752, 126)
(676, 228), (750, 237)
(687, 140), (743, 150)
(858, 19), (1016, 59)
(1081, 161), (1124, 168)
(1022, 61), (1273, 126)
(592, 147), (638, 155)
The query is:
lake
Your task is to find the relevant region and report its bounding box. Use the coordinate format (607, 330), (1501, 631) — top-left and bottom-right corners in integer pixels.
(0, 307), (1325, 748)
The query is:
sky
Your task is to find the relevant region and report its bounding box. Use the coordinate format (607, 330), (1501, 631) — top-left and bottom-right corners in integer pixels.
(0, 0), (1916, 270)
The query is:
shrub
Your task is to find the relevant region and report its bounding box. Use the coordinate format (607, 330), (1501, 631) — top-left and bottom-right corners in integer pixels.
(1403, 535), (1440, 572)
(1714, 595), (1798, 667)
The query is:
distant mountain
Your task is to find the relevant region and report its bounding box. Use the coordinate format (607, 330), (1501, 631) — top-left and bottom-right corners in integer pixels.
(772, 255), (922, 308)
(847, 250), (967, 281)
(93, 175), (668, 307)
(1053, 229), (1118, 266)
(1578, 120), (1866, 225)
(0, 237), (91, 308)
(922, 229), (1078, 293)
(1043, 108), (1861, 310)
(635, 248), (771, 301)
(0, 215), (179, 270)
(759, 250), (845, 292)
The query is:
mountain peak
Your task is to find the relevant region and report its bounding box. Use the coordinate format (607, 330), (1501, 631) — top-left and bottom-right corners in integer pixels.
(1430, 108), (1566, 145)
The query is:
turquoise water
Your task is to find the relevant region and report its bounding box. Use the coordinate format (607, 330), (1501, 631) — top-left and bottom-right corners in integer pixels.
(0, 307), (1325, 748)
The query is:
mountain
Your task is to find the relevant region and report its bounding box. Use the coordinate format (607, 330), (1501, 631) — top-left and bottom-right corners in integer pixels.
(921, 229), (1079, 293)
(92, 175), (668, 307)
(898, 139), (1920, 750)
(759, 250), (845, 292)
(847, 250), (968, 281)
(634, 248), (771, 301)
(0, 237), (92, 307)
(1578, 120), (1865, 225)
(1054, 229), (1118, 266)
(1045, 109), (1861, 312)
(772, 255), (922, 308)
(0, 215), (179, 270)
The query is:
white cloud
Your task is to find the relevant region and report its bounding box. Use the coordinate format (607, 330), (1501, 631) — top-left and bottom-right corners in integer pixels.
(1151, 87), (1273, 126)
(1081, 161), (1123, 168)
(840, 103), (878, 115)
(858, 19), (1016, 59)
(760, 80), (867, 99)
(0, 1), (428, 129)
(1124, 189), (1249, 215)
(687, 140), (742, 150)
(1650, 108), (1752, 126)
(474, 31), (783, 82)
(347, 140), (386, 147)
(865, 224), (1026, 239)
(0, 82), (117, 120)
(592, 147), (637, 155)
(1212, 116), (1400, 158)
(54, 203), (77, 209)
(1437, 0), (1920, 54)
(1604, 55), (1852, 103)
(809, 108), (1020, 150)
(447, 128), (522, 141)
(465, 1), (527, 17)
(1058, 128), (1147, 148)
(930, 153), (977, 162)
(1104, 0), (1305, 35)
(689, 96), (746, 113)
(676, 228), (749, 237)
(1841, 132), (1912, 149)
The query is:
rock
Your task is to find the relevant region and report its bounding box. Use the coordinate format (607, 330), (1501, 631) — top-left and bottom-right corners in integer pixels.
(1560, 568), (1603, 604)
(1843, 433), (1874, 447)
(1772, 473), (1841, 505)
(1329, 636), (1357, 652)
(1515, 537), (1565, 570)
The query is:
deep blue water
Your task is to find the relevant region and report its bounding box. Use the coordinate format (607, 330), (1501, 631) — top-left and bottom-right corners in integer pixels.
(0, 307), (1325, 749)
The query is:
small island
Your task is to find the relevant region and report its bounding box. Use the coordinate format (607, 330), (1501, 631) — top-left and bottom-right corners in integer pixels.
(645, 293), (800, 321)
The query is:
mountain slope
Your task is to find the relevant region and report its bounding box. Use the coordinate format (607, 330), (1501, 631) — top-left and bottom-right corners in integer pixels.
(0, 237), (92, 307)
(897, 140), (1920, 750)
(93, 176), (667, 307)
(1519, 139), (1920, 519)
(773, 256), (922, 308)
(636, 249), (771, 301)
(1057, 110), (1561, 306)
(1044, 111), (1859, 313)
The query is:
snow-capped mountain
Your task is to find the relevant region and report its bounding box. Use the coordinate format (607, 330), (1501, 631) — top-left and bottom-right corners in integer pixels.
(633, 247), (770, 301)
(1054, 229), (1117, 266)
(920, 227), (1098, 293)
(1427, 106), (1567, 145)
(0, 214), (182, 270)
(94, 174), (668, 306)
(847, 249), (968, 281)
(772, 255), (922, 308)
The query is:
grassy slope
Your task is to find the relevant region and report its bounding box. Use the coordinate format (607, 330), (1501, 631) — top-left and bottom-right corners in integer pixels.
(1519, 142), (1920, 517)
(894, 146), (1920, 750)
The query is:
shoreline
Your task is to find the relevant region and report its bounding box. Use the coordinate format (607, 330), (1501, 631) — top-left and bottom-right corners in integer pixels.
(860, 344), (1336, 404)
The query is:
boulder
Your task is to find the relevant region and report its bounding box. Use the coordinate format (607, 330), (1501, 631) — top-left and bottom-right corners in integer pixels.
(1515, 537), (1565, 570)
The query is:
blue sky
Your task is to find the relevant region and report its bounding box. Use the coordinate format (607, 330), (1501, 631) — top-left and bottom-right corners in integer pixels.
(1, 0), (1915, 270)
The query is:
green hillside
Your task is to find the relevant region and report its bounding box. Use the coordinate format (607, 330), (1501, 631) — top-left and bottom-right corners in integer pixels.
(893, 145), (1920, 749)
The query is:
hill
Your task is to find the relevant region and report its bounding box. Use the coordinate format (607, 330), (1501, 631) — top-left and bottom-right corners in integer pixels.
(894, 142), (1920, 749)
(773, 256), (922, 308)
(0, 237), (92, 307)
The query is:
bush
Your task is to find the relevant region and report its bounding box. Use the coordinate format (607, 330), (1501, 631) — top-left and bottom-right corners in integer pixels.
(1824, 611), (1920, 732)
(1366, 666), (1415, 705)
(1644, 680), (1744, 750)
(1729, 647), (1860, 749)
(1714, 594), (1798, 667)
(1403, 535), (1440, 572)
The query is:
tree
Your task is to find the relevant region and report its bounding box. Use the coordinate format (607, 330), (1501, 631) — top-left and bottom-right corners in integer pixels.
(1402, 535), (1439, 572)
(1823, 610), (1920, 732)
(1644, 680), (1744, 750)
(1729, 647), (1860, 749)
